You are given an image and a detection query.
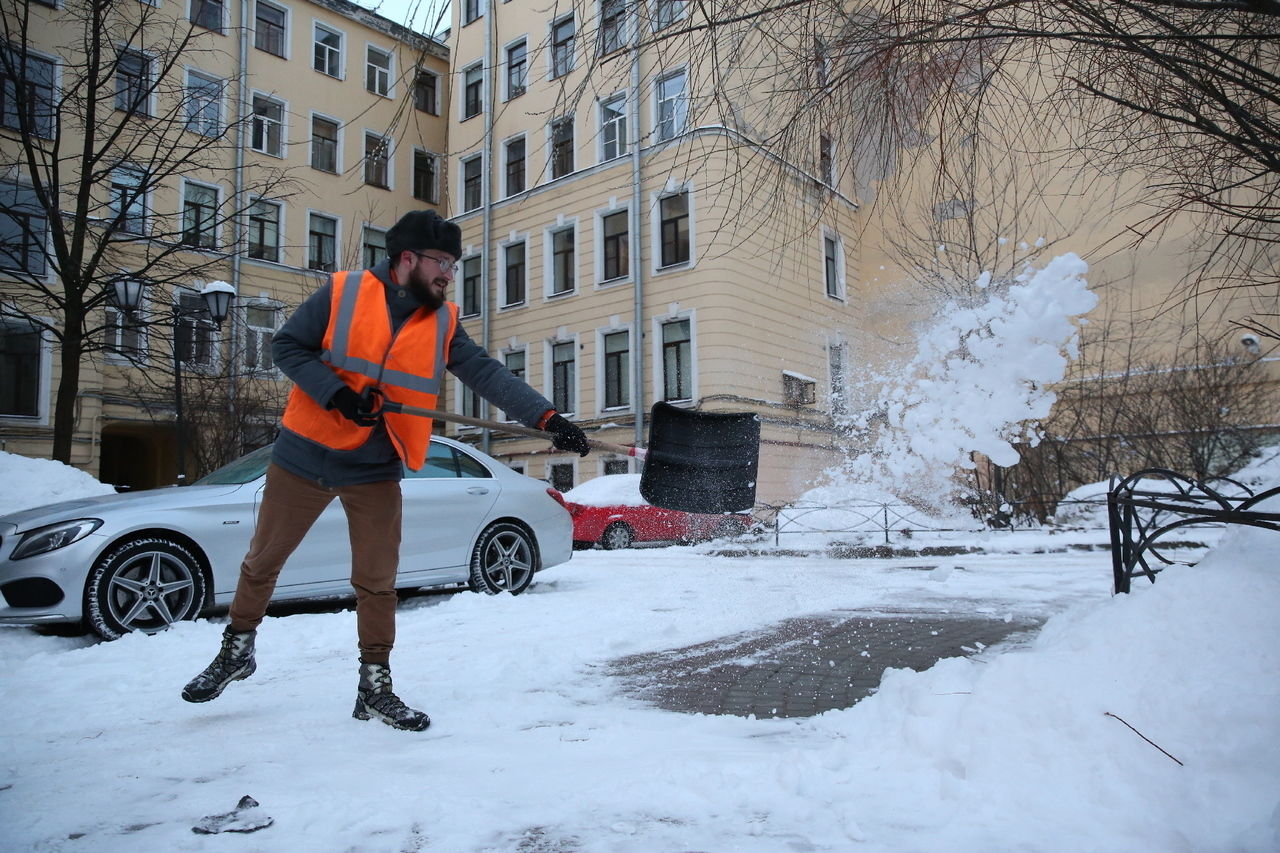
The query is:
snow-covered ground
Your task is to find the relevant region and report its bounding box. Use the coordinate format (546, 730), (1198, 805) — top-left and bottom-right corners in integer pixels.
(2, 453), (1278, 851)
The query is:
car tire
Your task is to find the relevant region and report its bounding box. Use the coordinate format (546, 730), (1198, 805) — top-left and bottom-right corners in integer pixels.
(600, 522), (634, 550)
(468, 522), (539, 595)
(86, 536), (207, 640)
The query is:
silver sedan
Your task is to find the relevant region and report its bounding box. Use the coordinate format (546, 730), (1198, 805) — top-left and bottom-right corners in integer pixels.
(0, 436), (573, 639)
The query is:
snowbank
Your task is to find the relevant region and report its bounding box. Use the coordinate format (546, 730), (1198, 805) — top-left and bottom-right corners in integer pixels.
(562, 473), (649, 507)
(0, 450), (116, 518)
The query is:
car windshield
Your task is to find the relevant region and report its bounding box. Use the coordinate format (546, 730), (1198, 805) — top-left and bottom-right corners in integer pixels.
(194, 445), (273, 485)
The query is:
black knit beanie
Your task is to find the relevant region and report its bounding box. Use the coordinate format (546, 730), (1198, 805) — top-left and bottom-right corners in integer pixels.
(386, 210), (462, 263)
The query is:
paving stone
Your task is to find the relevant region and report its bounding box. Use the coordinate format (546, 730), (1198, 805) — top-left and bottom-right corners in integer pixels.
(610, 611), (1041, 718)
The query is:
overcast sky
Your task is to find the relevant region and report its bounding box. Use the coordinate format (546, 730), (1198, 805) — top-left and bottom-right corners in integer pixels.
(353, 0), (453, 37)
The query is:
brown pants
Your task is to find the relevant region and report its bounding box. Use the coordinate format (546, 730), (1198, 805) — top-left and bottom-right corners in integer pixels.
(228, 463), (402, 665)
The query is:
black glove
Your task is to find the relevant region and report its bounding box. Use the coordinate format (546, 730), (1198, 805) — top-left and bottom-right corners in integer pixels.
(330, 387), (380, 427)
(544, 414), (590, 457)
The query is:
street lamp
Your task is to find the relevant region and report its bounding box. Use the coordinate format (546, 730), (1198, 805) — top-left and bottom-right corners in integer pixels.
(108, 279), (236, 485)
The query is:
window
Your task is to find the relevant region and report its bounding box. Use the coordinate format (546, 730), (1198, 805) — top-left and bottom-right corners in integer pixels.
(462, 64), (483, 119)
(504, 349), (525, 381)
(599, 0), (625, 55)
(461, 256), (481, 317)
(366, 46), (392, 96)
(115, 49), (151, 115)
(176, 291), (216, 369)
(364, 133), (390, 188)
(661, 318), (691, 401)
(461, 383), (482, 419)
(656, 70), (687, 141)
(550, 226), (574, 295)
(250, 95), (285, 156)
(0, 318), (43, 417)
(503, 241), (525, 306)
(0, 181), (47, 275)
(247, 199), (281, 262)
(244, 305), (279, 370)
(506, 40), (527, 99)
(654, 0), (685, 29)
(548, 462), (574, 493)
(551, 16), (575, 79)
(413, 150), (438, 202)
(109, 168), (147, 234)
(819, 134), (833, 185)
(550, 117), (574, 179)
(362, 225), (386, 269)
(601, 209), (628, 282)
(255, 2), (287, 56)
(463, 0), (482, 25)
(181, 182), (218, 249)
(824, 233), (842, 298)
(105, 303), (145, 360)
(659, 192), (689, 267)
(462, 155), (483, 212)
(311, 115), (339, 172)
(504, 136), (525, 196)
(829, 342), (848, 418)
(603, 330), (629, 409)
(190, 0), (224, 32)
(185, 70), (222, 136)
(1, 48), (56, 138)
(603, 458), (628, 475)
(414, 69), (438, 114)
(551, 340), (575, 414)
(313, 24), (342, 77)
(308, 212), (337, 271)
(600, 95), (627, 161)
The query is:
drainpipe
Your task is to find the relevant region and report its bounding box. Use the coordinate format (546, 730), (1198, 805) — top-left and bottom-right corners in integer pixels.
(227, 0), (251, 412)
(629, 43), (644, 451)
(480, 1), (496, 455)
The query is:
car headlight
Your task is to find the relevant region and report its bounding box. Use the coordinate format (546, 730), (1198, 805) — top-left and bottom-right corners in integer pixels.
(10, 519), (103, 560)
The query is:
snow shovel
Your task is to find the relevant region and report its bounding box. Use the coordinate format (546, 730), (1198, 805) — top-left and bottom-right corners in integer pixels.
(371, 396), (759, 514)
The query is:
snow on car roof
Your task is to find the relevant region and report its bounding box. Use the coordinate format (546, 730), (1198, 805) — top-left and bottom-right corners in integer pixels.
(562, 474), (649, 507)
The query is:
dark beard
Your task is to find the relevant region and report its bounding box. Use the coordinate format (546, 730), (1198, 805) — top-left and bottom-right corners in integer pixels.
(406, 266), (445, 311)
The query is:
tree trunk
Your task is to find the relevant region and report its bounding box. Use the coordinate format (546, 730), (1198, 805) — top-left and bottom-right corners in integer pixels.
(51, 331), (82, 464)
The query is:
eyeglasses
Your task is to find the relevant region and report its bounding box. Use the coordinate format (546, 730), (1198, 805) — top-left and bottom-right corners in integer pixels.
(412, 252), (458, 274)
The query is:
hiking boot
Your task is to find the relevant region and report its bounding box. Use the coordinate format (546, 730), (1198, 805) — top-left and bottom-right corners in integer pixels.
(353, 662), (431, 731)
(181, 626), (256, 703)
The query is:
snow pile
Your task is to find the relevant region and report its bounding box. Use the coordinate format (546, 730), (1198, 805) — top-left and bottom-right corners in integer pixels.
(828, 254), (1097, 511)
(562, 473), (648, 507)
(0, 450), (116, 518)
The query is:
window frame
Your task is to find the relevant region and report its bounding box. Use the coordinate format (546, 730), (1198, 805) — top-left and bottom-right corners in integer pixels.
(365, 44), (393, 97)
(179, 179), (220, 250)
(246, 197), (283, 263)
(653, 0), (686, 30)
(544, 221), (576, 298)
(414, 68), (439, 114)
(254, 0), (289, 58)
(822, 228), (846, 300)
(189, 0), (226, 33)
(0, 314), (53, 422)
(1, 47), (57, 139)
(828, 339), (848, 419)
(652, 312), (695, 404)
(108, 166), (148, 235)
(655, 68), (688, 142)
(596, 205), (630, 285)
(306, 210), (340, 272)
(599, 93), (628, 162)
(115, 47), (154, 116)
(546, 336), (578, 416)
(550, 15), (575, 79)
(598, 0), (627, 56)
(549, 115), (574, 180)
(104, 297), (148, 365)
(243, 301), (282, 373)
(174, 288), (221, 373)
(309, 112), (341, 173)
(461, 153), (484, 212)
(501, 346), (528, 421)
(412, 148), (439, 203)
(503, 134), (526, 197)
(184, 68), (223, 137)
(653, 188), (692, 270)
(505, 38), (527, 100)
(460, 255), (482, 318)
(500, 237), (527, 309)
(461, 62), (483, 120)
(0, 179), (49, 277)
(363, 131), (392, 189)
(598, 325), (632, 412)
(312, 22), (344, 78)
(463, 0), (484, 25)
(249, 92), (287, 157)
(361, 224), (387, 270)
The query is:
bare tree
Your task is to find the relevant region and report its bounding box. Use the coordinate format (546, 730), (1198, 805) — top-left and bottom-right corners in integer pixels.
(0, 0), (296, 462)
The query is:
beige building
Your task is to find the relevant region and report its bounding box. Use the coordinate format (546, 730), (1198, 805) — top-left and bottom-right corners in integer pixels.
(1, 0), (449, 488)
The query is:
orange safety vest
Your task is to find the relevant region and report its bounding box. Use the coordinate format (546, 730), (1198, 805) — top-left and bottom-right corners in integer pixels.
(281, 270), (458, 471)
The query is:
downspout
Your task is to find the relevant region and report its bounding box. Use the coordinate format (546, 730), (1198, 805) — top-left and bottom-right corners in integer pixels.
(480, 0), (496, 455)
(228, 0), (251, 412)
(629, 42), (644, 450)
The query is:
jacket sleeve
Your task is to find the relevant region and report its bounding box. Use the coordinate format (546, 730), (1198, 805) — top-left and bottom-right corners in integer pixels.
(271, 282), (347, 408)
(447, 321), (555, 429)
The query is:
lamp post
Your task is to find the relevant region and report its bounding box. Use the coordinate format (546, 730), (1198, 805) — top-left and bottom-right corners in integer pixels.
(109, 280), (236, 485)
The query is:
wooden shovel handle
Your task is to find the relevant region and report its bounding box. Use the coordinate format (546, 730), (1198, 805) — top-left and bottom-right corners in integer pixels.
(379, 400), (647, 460)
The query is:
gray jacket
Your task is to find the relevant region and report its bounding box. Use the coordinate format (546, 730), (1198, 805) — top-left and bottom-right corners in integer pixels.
(269, 261), (555, 486)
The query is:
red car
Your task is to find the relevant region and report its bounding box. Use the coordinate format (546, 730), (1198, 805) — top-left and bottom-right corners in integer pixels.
(561, 474), (753, 549)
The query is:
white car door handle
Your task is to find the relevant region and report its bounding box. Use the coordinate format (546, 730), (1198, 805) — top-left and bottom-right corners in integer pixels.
(467, 487), (490, 495)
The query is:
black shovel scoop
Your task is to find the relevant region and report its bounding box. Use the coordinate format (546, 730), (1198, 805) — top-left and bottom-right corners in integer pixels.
(372, 395), (760, 514)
